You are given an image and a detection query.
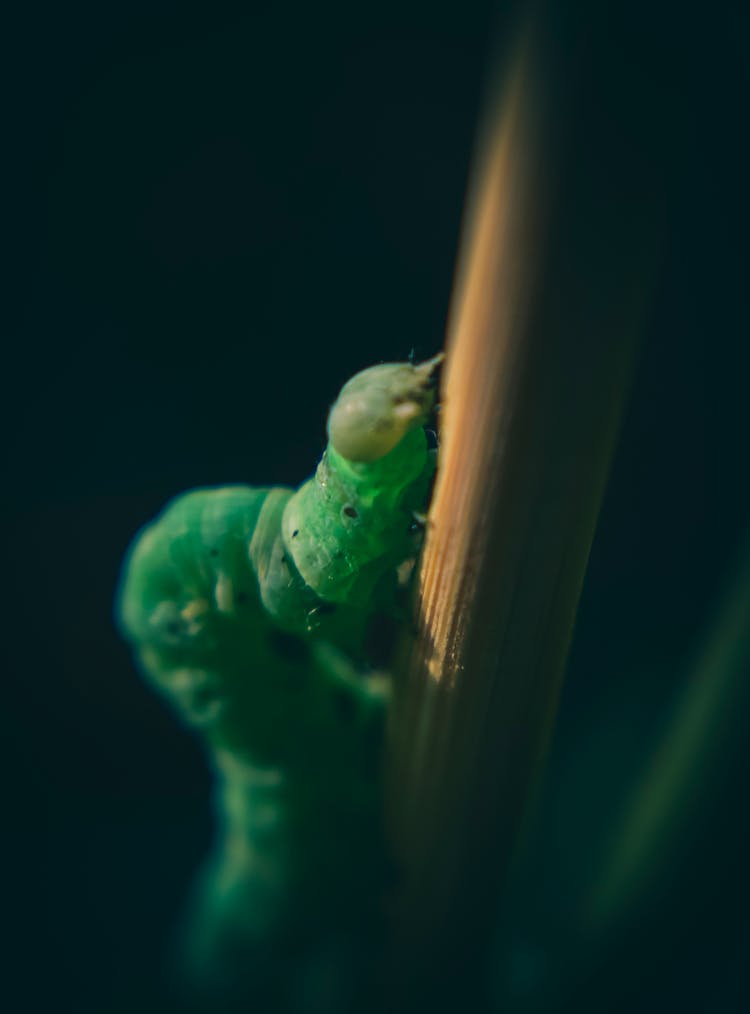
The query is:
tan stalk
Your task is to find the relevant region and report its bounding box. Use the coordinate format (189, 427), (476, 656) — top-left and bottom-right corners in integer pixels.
(384, 23), (661, 1006)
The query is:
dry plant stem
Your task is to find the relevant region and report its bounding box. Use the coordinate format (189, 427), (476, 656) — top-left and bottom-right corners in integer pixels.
(384, 29), (661, 1004)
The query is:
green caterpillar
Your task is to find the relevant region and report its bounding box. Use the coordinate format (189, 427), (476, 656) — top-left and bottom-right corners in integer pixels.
(116, 356), (441, 1011)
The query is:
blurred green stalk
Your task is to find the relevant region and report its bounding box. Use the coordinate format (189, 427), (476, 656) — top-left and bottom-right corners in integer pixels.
(589, 533), (750, 928)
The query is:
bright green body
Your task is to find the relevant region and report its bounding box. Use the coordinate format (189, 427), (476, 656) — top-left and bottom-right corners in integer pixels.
(116, 415), (435, 1008)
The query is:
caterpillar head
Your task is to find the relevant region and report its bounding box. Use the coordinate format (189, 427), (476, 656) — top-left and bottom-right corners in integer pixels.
(327, 354), (443, 463)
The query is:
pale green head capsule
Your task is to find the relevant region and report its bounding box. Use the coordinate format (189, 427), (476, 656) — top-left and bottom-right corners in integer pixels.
(326, 354), (443, 463)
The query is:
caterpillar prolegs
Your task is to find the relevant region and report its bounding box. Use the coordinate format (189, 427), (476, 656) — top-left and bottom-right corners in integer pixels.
(116, 356), (442, 1010)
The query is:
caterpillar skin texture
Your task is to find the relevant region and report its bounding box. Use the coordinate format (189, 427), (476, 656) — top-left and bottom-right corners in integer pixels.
(116, 357), (440, 1009)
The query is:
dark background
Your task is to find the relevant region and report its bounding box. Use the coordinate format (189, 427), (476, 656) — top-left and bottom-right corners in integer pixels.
(4, 2), (748, 1011)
